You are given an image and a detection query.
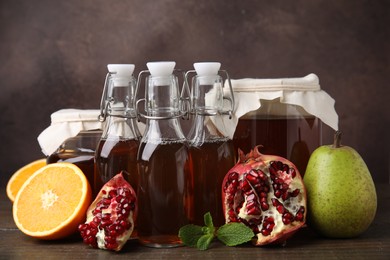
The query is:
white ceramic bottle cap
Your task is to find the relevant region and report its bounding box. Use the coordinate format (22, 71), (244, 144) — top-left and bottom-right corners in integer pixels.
(107, 64), (135, 77)
(147, 61), (176, 77)
(194, 62), (221, 76)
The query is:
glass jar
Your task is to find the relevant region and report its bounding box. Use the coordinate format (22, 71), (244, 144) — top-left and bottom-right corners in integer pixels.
(47, 129), (102, 194)
(228, 74), (338, 176)
(233, 99), (321, 175)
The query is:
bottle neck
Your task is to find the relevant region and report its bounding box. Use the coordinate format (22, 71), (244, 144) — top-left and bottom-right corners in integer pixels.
(142, 118), (186, 144)
(188, 114), (228, 146)
(101, 114), (141, 140)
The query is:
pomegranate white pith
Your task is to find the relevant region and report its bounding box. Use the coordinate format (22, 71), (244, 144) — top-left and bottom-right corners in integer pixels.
(222, 147), (307, 246)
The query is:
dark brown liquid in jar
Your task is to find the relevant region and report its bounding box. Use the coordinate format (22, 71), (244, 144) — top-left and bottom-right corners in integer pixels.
(137, 141), (193, 247)
(46, 130), (101, 195)
(233, 116), (321, 175)
(189, 139), (235, 227)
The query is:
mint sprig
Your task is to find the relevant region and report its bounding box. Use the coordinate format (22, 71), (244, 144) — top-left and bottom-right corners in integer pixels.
(178, 212), (254, 250)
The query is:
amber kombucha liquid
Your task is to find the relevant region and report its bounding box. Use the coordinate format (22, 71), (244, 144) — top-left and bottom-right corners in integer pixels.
(233, 117), (321, 175)
(94, 138), (139, 193)
(137, 141), (193, 247)
(189, 139), (236, 227)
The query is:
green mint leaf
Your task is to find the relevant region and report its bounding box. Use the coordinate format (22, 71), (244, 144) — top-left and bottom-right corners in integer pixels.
(204, 212), (214, 230)
(179, 224), (204, 247)
(217, 222), (254, 246)
(197, 234), (214, 251)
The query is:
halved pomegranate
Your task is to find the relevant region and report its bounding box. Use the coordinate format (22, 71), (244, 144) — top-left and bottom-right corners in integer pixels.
(222, 146), (306, 246)
(78, 172), (137, 251)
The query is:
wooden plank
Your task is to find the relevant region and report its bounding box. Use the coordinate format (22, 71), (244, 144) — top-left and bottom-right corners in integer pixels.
(1, 184), (389, 259)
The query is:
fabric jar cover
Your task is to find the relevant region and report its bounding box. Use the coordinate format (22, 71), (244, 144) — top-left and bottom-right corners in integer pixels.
(209, 73), (339, 139)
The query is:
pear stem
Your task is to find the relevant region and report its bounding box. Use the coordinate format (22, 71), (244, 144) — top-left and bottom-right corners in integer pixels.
(333, 131), (342, 148)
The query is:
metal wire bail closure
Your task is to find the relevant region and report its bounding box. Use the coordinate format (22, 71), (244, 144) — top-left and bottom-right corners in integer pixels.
(185, 66), (235, 119)
(135, 66), (189, 121)
(99, 65), (138, 122)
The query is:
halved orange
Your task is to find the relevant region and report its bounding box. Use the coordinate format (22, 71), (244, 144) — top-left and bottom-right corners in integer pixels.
(13, 162), (92, 240)
(7, 158), (47, 202)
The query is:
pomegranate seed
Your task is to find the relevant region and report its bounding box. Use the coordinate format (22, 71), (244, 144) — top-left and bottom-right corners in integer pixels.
(275, 178), (283, 185)
(247, 205), (261, 215)
(92, 208), (101, 215)
(229, 172), (239, 181)
(101, 220), (113, 227)
(240, 180), (251, 191)
(276, 161), (283, 170)
(290, 189), (300, 197)
(295, 212), (304, 221)
(102, 214), (111, 221)
(249, 217), (262, 225)
(261, 202), (269, 210)
(120, 220), (128, 228)
(274, 190), (282, 198)
(115, 225), (124, 233)
(289, 168), (296, 178)
(277, 205), (285, 214)
(258, 171), (266, 180)
(269, 166), (277, 176)
(78, 224), (87, 231)
(108, 189), (117, 198)
(229, 214), (238, 222)
(121, 208), (130, 217)
(261, 229), (270, 236)
(282, 217), (291, 224)
(102, 198), (111, 205)
(246, 171), (259, 183)
(282, 192), (290, 201)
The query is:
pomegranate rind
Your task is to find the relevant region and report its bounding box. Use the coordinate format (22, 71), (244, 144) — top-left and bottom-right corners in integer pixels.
(222, 146), (307, 246)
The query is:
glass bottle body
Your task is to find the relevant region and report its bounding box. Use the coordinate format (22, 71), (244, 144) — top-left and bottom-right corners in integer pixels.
(189, 137), (235, 227)
(137, 119), (193, 248)
(188, 115), (235, 227)
(94, 116), (140, 193)
(186, 64), (236, 227)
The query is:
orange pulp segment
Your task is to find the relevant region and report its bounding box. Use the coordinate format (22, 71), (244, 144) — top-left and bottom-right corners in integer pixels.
(12, 162), (92, 240)
(6, 158), (47, 202)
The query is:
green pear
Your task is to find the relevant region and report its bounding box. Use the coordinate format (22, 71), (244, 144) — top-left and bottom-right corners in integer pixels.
(304, 131), (377, 238)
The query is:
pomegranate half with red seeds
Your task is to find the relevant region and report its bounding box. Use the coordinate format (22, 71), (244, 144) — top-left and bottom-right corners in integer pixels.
(78, 172), (137, 251)
(222, 146), (307, 246)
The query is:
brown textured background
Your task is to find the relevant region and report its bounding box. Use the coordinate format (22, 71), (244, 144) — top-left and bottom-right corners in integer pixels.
(0, 0), (389, 185)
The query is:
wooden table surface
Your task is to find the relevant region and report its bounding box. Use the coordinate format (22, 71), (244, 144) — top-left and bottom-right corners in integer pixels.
(1, 184), (389, 259)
